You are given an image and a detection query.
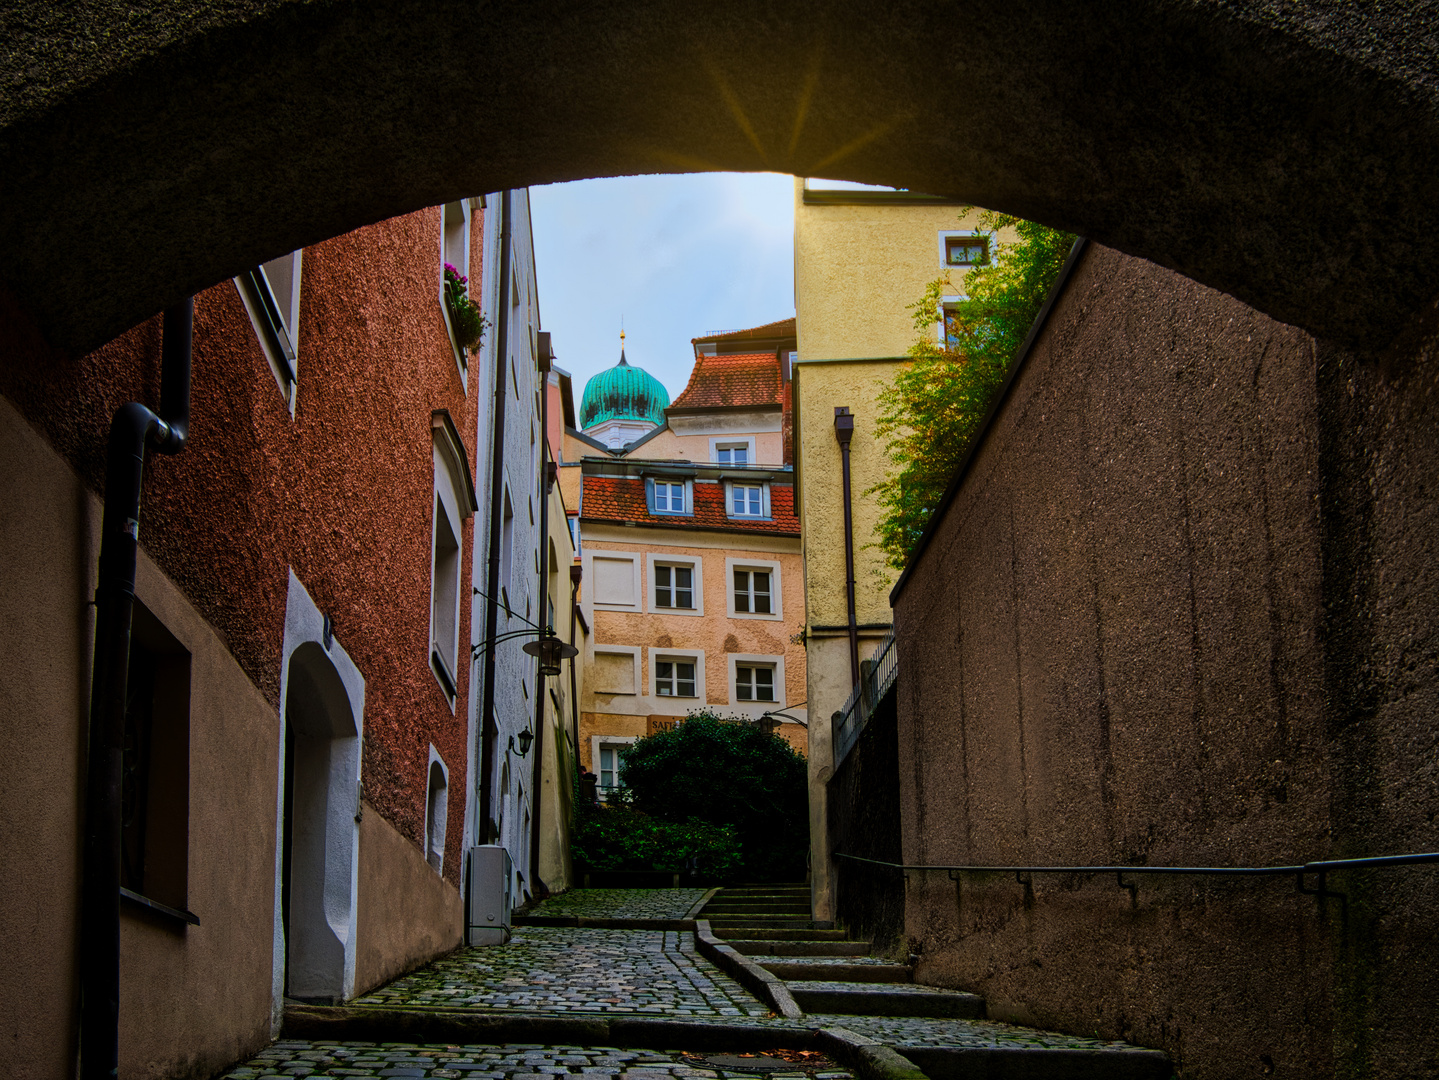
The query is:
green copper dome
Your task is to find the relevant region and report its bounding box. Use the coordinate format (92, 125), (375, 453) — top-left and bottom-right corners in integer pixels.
(579, 349), (670, 429)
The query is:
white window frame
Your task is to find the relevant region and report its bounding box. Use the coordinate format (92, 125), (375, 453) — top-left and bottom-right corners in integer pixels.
(590, 645), (641, 697)
(710, 436), (757, 465)
(425, 745), (449, 873)
(647, 476), (694, 516)
(430, 414), (477, 706)
(645, 553), (704, 616)
(234, 249), (302, 412)
(726, 480), (771, 520)
(937, 230), (989, 268)
(937, 293), (966, 345)
(584, 550), (642, 612)
(728, 653), (786, 710)
(648, 647), (705, 710)
(725, 557), (783, 621)
(440, 199), (472, 389)
(592, 735), (640, 800)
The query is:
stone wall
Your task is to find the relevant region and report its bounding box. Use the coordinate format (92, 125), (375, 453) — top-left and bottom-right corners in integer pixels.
(890, 243), (1439, 1079)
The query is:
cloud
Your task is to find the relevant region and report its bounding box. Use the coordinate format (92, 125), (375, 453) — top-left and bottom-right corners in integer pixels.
(529, 173), (795, 406)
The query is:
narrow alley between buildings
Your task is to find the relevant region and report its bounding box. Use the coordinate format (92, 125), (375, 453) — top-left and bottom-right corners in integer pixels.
(221, 889), (1169, 1080)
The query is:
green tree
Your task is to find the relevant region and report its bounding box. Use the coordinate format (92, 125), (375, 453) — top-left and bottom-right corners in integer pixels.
(868, 212), (1077, 571)
(616, 712), (809, 882)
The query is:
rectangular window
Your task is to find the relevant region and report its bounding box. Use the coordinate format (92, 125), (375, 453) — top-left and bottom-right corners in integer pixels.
(716, 443), (749, 465)
(122, 604), (191, 913)
(599, 746), (620, 790)
(730, 483), (764, 517)
(732, 569), (772, 614)
(654, 564), (694, 609)
(735, 664), (775, 702)
(945, 235), (989, 266)
(430, 494), (461, 693)
(654, 481), (686, 513)
(656, 660), (697, 697)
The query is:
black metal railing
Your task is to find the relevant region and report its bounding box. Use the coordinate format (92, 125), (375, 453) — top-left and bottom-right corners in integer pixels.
(832, 628), (898, 769)
(834, 850), (1439, 923)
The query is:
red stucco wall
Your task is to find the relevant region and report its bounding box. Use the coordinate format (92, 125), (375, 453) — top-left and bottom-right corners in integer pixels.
(0, 205), (480, 884)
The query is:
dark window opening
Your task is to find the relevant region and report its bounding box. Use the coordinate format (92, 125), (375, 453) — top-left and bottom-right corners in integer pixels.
(121, 603), (191, 913)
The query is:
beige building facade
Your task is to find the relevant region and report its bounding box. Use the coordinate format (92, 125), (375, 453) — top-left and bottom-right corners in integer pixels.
(792, 178), (1007, 920)
(574, 324), (809, 810)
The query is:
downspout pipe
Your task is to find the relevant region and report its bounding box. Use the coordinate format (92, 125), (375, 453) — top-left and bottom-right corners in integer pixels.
(477, 190), (512, 845)
(834, 406), (859, 686)
(528, 336), (552, 889)
(80, 297), (193, 1080)
(568, 563), (582, 789)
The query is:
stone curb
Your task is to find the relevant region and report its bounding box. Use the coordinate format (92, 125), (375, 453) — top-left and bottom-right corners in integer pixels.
(511, 916), (698, 930)
(684, 887), (721, 920)
(815, 1028), (929, 1080)
(282, 1004), (812, 1050)
(901, 1045), (1172, 1080)
(694, 919), (804, 1020)
(281, 1005), (937, 1080)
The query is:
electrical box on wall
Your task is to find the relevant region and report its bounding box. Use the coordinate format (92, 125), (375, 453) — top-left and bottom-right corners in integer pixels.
(467, 844), (512, 945)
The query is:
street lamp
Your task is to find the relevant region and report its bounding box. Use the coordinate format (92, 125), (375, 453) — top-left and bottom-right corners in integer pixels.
(472, 591), (579, 678)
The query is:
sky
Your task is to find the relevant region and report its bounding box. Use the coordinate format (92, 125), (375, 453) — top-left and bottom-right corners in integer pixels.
(528, 172), (797, 407)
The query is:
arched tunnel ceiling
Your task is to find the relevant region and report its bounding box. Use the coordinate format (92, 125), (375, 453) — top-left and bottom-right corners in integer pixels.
(3, 0), (1438, 355)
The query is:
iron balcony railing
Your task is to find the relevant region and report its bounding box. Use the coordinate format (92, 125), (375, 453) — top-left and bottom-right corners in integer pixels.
(832, 628), (898, 769)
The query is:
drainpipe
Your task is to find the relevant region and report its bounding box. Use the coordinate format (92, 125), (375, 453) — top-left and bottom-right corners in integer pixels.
(568, 563), (582, 789)
(477, 190), (512, 844)
(834, 406), (859, 686)
(80, 298), (193, 1080)
(528, 337), (553, 888)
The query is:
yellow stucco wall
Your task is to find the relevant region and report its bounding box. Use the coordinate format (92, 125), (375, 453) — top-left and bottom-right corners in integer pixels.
(793, 179), (1006, 362)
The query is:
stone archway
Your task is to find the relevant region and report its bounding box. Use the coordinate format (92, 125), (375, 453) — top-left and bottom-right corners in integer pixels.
(3, 1), (1439, 356)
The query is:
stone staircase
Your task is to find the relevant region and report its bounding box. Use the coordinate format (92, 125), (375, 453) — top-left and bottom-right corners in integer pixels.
(698, 885), (1172, 1079)
(700, 885), (983, 1019)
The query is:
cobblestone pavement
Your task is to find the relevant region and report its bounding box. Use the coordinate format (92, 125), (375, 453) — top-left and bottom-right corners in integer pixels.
(353, 929), (768, 1017)
(815, 1014), (1159, 1053)
(527, 889), (709, 920)
(221, 1042), (858, 1080)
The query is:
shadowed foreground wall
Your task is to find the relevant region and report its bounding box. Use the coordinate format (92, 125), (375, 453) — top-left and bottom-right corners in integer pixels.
(892, 244), (1439, 1079)
(827, 686), (904, 954)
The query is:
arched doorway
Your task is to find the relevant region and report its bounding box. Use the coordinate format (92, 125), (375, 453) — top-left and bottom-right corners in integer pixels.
(275, 572), (366, 1008)
(4, 3), (1438, 356)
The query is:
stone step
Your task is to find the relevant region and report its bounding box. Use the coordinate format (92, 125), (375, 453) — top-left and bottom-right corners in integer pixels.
(787, 980), (984, 1019)
(757, 958), (911, 983)
(712, 927), (851, 941)
(703, 903), (813, 914)
(727, 939), (873, 956)
(903, 1045), (1173, 1080)
(706, 917), (815, 929)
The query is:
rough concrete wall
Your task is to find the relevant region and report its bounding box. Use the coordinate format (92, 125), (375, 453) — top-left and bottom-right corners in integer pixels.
(827, 685), (905, 954)
(894, 245), (1345, 1078)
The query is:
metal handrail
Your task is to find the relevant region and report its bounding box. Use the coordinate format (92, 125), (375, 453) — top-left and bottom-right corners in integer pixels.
(834, 851), (1439, 876)
(833, 850), (1439, 923)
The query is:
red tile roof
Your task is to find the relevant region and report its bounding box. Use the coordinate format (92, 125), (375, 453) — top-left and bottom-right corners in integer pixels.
(669, 351), (782, 411)
(692, 317), (797, 344)
(581, 475), (799, 535)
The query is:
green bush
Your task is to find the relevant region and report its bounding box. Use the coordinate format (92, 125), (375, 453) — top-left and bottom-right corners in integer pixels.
(616, 712), (809, 882)
(571, 801), (742, 878)
(443, 263), (489, 351)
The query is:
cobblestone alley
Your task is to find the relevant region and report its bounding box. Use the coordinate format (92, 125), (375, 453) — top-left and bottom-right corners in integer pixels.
(221, 889), (1171, 1080)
